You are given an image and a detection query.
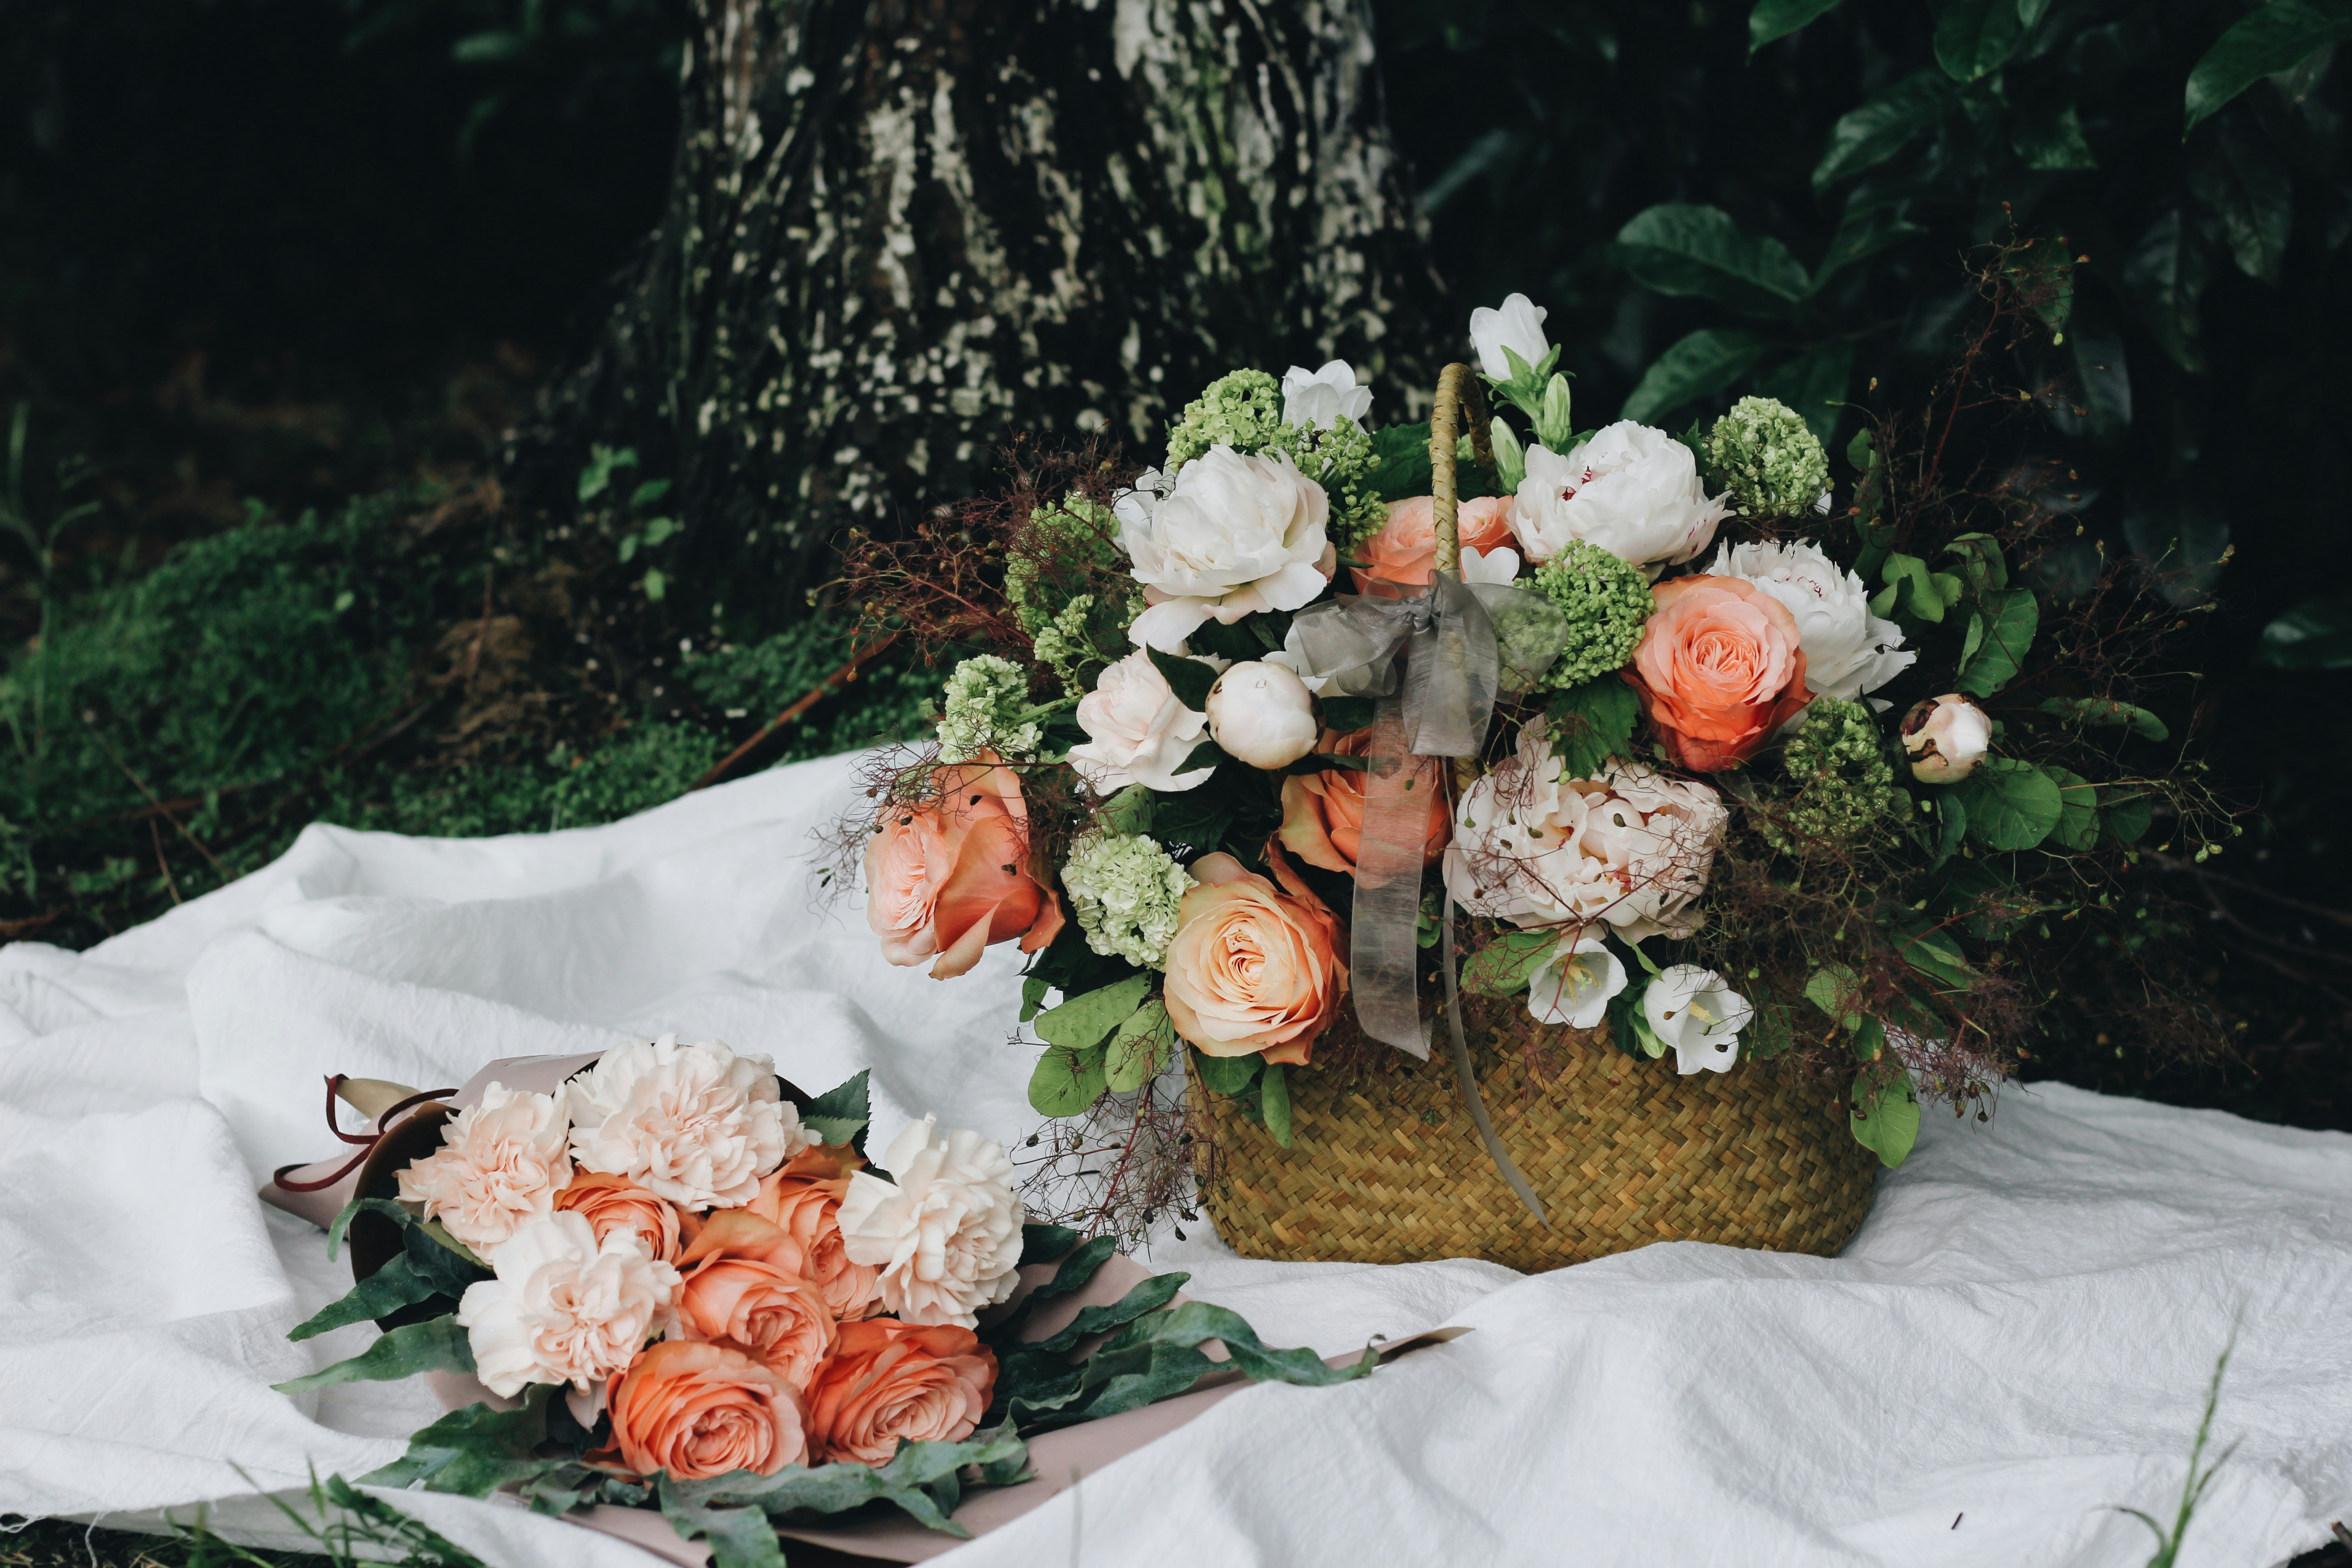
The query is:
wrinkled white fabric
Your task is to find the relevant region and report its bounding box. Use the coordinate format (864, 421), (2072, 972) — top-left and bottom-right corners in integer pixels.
(1, 750), (2346, 1568)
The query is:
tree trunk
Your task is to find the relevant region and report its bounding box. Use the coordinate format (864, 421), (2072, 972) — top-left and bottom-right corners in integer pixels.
(518, 0), (1442, 627)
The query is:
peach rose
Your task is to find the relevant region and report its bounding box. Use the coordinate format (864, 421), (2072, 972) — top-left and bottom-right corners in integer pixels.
(1161, 846), (1348, 1066)
(1622, 574), (1813, 772)
(865, 752), (1066, 980)
(803, 1319), (998, 1467)
(749, 1169), (885, 1322)
(1276, 728), (1450, 874)
(610, 1339), (808, 1480)
(1350, 495), (1516, 597)
(554, 1172), (685, 1265)
(671, 1210), (838, 1387)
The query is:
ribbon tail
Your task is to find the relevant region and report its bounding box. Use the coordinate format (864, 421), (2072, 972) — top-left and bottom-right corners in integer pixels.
(1349, 699), (1436, 1060)
(1440, 884), (1550, 1227)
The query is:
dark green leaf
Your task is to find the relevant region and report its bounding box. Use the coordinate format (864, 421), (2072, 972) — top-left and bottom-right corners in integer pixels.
(1260, 1061), (1293, 1147)
(1096, 783), (1155, 837)
(799, 1069), (871, 1147)
(1750, 0), (1846, 51)
(2255, 595), (2352, 670)
(1144, 647), (1216, 712)
(1805, 964), (1866, 1032)
(325, 1195), (412, 1261)
(1023, 1271), (1189, 1355)
(1891, 920), (1974, 988)
(1850, 1068), (1922, 1167)
(1621, 329), (1774, 425)
(1950, 757), (2064, 850)
(2184, 0), (2352, 137)
(1365, 422), (1434, 503)
(2188, 120), (2295, 284)
(1814, 70), (1954, 191)
(659, 1499), (784, 1568)
(2064, 314), (2134, 443)
(2043, 765), (2102, 852)
(1117, 1301), (1379, 1391)
(1935, 0), (2024, 80)
(2102, 789), (2156, 846)
(1175, 738), (1229, 775)
(1941, 533), (2009, 593)
(1104, 1001), (1176, 1093)
(1850, 1014), (1887, 1061)
(1034, 974), (1151, 1050)
(275, 1314), (474, 1394)
(1929, 791), (1968, 870)
(2037, 696), (2169, 741)
(1019, 976), (1050, 1024)
(288, 1254), (444, 1342)
(2122, 496), (2230, 607)
(360, 1389), (559, 1497)
(1190, 1048), (1264, 1095)
(1813, 202), (1926, 291)
(1460, 928), (1562, 999)
(1020, 1223), (1083, 1264)
(1319, 696), (1379, 734)
(1027, 1044), (1109, 1117)
(1186, 618), (1267, 665)
(403, 1222), (493, 1298)
(1954, 588), (2038, 696)
(2122, 207), (2213, 373)
(662, 1428), (1028, 1553)
(2011, 103), (2098, 169)
(1754, 338), (1856, 446)
(1615, 206), (1809, 316)
(1546, 677), (1643, 779)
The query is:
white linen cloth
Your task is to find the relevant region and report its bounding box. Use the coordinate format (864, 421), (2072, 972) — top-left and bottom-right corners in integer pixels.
(1, 750), (2346, 1568)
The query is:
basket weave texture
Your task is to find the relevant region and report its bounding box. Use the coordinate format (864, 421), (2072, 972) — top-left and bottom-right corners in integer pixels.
(1197, 997), (1879, 1272)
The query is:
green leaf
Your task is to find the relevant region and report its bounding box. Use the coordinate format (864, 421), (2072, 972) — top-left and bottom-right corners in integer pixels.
(2037, 696), (2169, 742)
(1174, 738), (1229, 775)
(1754, 339), (1856, 446)
(1144, 647), (1215, 712)
(1011, 1300), (1377, 1432)
(1942, 533), (2009, 593)
(1365, 421), (1434, 503)
(1850, 1069), (1922, 1167)
(662, 1428), (1029, 1557)
(1950, 757), (2064, 851)
(630, 477), (673, 507)
(2188, 119), (2295, 285)
(1813, 69), (1954, 192)
(2043, 765), (2102, 852)
(1891, 920), (1974, 988)
(1805, 964), (1866, 1032)
(275, 1314), (475, 1394)
(1619, 329), (1774, 426)
(1880, 552), (1948, 624)
(2255, 595), (2352, 670)
(1460, 929), (1563, 1000)
(288, 1254), (444, 1342)
(1020, 1271), (1189, 1356)
(2011, 103), (2098, 170)
(1034, 974), (1151, 1050)
(1104, 1001), (1176, 1093)
(799, 1069), (870, 1146)
(577, 443), (638, 501)
(1955, 588), (2038, 696)
(642, 569), (666, 603)
(2123, 207), (2213, 374)
(1546, 677), (1643, 779)
(2184, 0), (2352, 137)
(1750, 0), (1846, 51)
(1319, 696), (1379, 735)
(1260, 1061), (1294, 1147)
(1096, 783), (1155, 836)
(1020, 1222), (1083, 1264)
(660, 1498), (785, 1568)
(1615, 206), (1809, 317)
(1929, 791), (1968, 870)
(1934, 0), (2024, 80)
(1812, 202), (1927, 292)
(1027, 1044), (1108, 1117)
(360, 1389), (561, 1497)
(1190, 1047), (1264, 1095)
(1019, 976), (1050, 1024)
(1850, 1014), (1887, 1061)
(2102, 789), (2156, 846)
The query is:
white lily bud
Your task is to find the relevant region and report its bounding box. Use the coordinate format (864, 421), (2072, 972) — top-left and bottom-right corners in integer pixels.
(1534, 372), (1576, 451)
(1901, 694), (1992, 783)
(1204, 660), (1320, 771)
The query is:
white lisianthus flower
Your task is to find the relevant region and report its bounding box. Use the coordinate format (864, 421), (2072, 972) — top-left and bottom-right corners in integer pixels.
(457, 1210), (679, 1421)
(1469, 293), (1552, 381)
(1642, 964), (1753, 1076)
(1509, 423), (1730, 576)
(1118, 447), (1335, 651)
(567, 1035), (812, 1209)
(1460, 544), (1522, 584)
(1280, 360), (1372, 431)
(1708, 539), (1915, 702)
(837, 1115), (1024, 1328)
(395, 1082), (573, 1258)
(1447, 730), (1728, 942)
(1067, 647), (1225, 794)
(1901, 694), (1993, 783)
(1204, 660), (1320, 770)
(1527, 934), (1627, 1029)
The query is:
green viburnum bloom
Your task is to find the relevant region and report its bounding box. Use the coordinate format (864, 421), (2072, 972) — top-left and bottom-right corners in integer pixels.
(1163, 368), (1386, 547)
(936, 655), (1042, 763)
(1705, 396), (1831, 520)
(1765, 696), (1909, 852)
(1529, 540), (1656, 688)
(1060, 830), (1193, 969)
(1007, 495), (1121, 633)
(1030, 595), (1100, 700)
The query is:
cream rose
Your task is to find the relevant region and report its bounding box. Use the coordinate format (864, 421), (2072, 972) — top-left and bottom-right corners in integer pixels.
(1160, 849), (1347, 1064)
(1066, 648), (1223, 794)
(456, 1210), (680, 1417)
(567, 1035), (813, 1210)
(1708, 539), (1914, 702)
(837, 1116), (1024, 1329)
(1509, 423), (1730, 574)
(395, 1082), (573, 1258)
(1118, 447), (1335, 652)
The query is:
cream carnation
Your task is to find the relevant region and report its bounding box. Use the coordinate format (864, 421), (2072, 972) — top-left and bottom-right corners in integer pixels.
(1446, 731), (1728, 942)
(396, 1082), (573, 1257)
(567, 1035), (813, 1210)
(1117, 446), (1334, 652)
(1509, 423), (1730, 575)
(456, 1210), (680, 1414)
(836, 1116), (1023, 1329)
(1707, 539), (1914, 702)
(1066, 648), (1222, 794)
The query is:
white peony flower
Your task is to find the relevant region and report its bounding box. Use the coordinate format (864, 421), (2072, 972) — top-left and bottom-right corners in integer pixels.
(457, 1210), (680, 1418)
(1901, 694), (1993, 783)
(1118, 446), (1335, 652)
(1280, 360), (1372, 431)
(837, 1115), (1024, 1329)
(1642, 964), (1752, 1076)
(396, 1082), (573, 1258)
(1708, 538), (1915, 702)
(1446, 730), (1728, 943)
(567, 1035), (813, 1210)
(1527, 934), (1627, 1030)
(1468, 293), (1552, 381)
(1204, 660), (1320, 770)
(1460, 544), (1522, 585)
(1509, 423), (1731, 576)
(1066, 647), (1225, 794)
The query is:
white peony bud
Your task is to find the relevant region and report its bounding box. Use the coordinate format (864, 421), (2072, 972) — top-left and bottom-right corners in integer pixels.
(1901, 694), (1992, 783)
(1204, 660), (1320, 770)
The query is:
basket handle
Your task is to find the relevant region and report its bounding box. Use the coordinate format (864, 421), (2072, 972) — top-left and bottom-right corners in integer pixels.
(1429, 363), (1495, 577)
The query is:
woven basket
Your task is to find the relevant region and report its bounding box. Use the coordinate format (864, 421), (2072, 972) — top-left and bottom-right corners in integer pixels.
(1196, 997), (1878, 1271)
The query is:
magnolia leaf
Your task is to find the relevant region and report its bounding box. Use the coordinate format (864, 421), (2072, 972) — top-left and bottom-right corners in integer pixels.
(1190, 1047), (1264, 1095)
(276, 1313), (475, 1394)
(1850, 1069), (1922, 1167)
(1615, 206), (1808, 318)
(1021, 1223), (1083, 1264)
(1934, 0), (2023, 81)
(1034, 974), (1151, 1050)
(2013, 103), (2099, 170)
(1813, 69), (1953, 192)
(1461, 929), (1563, 1000)
(1619, 328), (1774, 425)
(1028, 1044), (1108, 1117)
(1143, 647), (1216, 712)
(361, 1389), (560, 1497)
(1754, 338), (1855, 446)
(2255, 595), (2352, 670)
(2184, 0), (2352, 138)
(662, 1428), (1030, 1559)
(1951, 757), (2064, 851)
(1019, 1271), (1189, 1357)
(288, 1254), (443, 1342)
(1955, 588), (2038, 696)
(1805, 965), (1866, 1032)
(1547, 677), (1643, 779)
(2038, 696), (2169, 742)
(1813, 201), (1927, 292)
(1175, 738), (1230, 775)
(1750, 0), (1847, 51)
(2189, 119), (2295, 286)
(2123, 207), (2214, 375)
(1104, 1002), (1176, 1093)
(2043, 766), (2102, 853)
(1260, 1061), (1294, 1147)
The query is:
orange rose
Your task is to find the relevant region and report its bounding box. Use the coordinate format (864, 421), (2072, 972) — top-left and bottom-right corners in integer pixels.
(1350, 495), (1516, 597)
(1161, 846), (1348, 1066)
(747, 1170), (884, 1322)
(1276, 728), (1450, 875)
(1622, 575), (1813, 772)
(803, 1319), (998, 1466)
(609, 1339), (808, 1480)
(864, 751), (1066, 979)
(553, 1172), (685, 1265)
(672, 1210), (837, 1387)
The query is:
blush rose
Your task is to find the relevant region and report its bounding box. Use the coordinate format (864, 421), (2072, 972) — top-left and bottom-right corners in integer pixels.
(749, 1169), (884, 1322)
(1160, 847), (1348, 1065)
(554, 1172), (685, 1265)
(804, 1319), (999, 1466)
(1276, 727), (1449, 874)
(609, 1340), (808, 1480)
(864, 752), (1066, 979)
(671, 1210), (838, 1388)
(1622, 574), (1813, 771)
(1350, 495), (1516, 597)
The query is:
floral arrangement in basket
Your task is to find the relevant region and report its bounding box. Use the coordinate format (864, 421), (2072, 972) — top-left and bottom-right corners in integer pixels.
(840, 268), (2222, 1223)
(269, 1037), (1374, 1565)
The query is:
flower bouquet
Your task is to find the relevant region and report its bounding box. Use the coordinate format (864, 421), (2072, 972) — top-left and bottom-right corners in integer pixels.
(841, 275), (2216, 1269)
(263, 1038), (1394, 1566)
